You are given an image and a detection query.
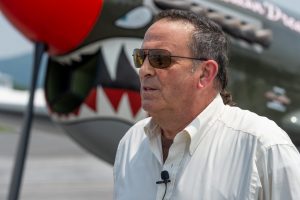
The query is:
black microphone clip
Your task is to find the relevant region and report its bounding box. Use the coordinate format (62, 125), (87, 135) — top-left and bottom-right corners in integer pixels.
(156, 170), (171, 184)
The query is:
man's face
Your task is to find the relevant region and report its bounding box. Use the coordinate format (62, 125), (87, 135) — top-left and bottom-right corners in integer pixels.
(139, 19), (202, 116)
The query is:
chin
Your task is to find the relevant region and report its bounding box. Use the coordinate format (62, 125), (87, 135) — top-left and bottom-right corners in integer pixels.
(142, 104), (163, 117)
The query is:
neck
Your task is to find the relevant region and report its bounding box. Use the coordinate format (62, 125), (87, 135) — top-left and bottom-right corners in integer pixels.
(161, 132), (173, 162)
(154, 112), (193, 139)
(152, 91), (217, 139)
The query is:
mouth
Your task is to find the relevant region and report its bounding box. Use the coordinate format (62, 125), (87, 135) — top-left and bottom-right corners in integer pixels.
(142, 85), (159, 92)
(45, 37), (146, 122)
(143, 87), (157, 91)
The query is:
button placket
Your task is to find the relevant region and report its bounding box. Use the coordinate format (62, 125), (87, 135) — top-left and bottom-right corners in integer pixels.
(160, 133), (187, 200)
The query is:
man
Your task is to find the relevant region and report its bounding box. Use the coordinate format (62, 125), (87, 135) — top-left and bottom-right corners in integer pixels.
(113, 9), (300, 200)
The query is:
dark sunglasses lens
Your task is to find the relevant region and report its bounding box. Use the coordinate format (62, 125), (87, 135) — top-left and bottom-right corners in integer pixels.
(148, 49), (171, 69)
(133, 49), (145, 68)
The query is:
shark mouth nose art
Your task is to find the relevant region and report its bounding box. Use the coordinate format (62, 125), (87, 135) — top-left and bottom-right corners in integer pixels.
(45, 38), (146, 124)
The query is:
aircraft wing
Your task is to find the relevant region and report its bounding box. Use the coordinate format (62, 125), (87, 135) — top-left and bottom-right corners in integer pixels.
(0, 87), (47, 116)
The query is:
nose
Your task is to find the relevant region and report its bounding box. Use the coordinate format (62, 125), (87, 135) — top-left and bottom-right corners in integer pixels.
(139, 56), (156, 79)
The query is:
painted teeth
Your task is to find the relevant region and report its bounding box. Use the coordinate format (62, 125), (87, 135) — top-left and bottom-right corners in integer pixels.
(53, 42), (101, 65)
(52, 38), (142, 79)
(51, 87), (146, 123)
(50, 38), (147, 123)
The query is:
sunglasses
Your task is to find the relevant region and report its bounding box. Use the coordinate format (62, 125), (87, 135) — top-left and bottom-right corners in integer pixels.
(132, 48), (208, 69)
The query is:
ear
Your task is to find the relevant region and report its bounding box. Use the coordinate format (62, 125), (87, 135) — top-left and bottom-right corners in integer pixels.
(197, 60), (218, 88)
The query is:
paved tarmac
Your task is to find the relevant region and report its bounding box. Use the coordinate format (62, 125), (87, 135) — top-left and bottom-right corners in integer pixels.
(0, 112), (113, 200)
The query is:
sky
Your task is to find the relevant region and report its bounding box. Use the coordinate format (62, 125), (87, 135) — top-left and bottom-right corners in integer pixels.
(0, 12), (33, 59)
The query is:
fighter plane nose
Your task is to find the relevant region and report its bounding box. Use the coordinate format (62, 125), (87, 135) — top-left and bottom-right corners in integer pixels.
(0, 0), (104, 55)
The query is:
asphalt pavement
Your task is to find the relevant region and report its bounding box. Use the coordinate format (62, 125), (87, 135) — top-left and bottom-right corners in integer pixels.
(0, 112), (113, 200)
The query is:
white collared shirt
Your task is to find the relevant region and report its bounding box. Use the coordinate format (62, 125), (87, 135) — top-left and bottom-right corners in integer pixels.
(113, 95), (300, 200)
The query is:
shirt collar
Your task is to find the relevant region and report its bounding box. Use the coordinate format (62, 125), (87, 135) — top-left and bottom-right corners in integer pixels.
(185, 94), (225, 155)
(144, 94), (225, 155)
(144, 118), (160, 139)
(144, 119), (163, 165)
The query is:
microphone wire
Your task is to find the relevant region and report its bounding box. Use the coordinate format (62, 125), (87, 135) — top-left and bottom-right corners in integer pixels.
(162, 182), (167, 200)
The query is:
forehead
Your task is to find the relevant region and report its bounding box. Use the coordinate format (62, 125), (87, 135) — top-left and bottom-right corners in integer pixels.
(142, 19), (194, 50)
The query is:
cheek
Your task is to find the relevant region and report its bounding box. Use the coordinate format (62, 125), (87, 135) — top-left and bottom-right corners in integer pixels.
(161, 75), (193, 99)
(157, 68), (196, 98)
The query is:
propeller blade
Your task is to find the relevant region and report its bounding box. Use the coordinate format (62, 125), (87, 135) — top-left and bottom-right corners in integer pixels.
(7, 42), (45, 200)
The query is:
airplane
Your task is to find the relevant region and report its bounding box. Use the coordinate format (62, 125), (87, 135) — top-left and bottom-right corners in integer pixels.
(0, 0), (300, 198)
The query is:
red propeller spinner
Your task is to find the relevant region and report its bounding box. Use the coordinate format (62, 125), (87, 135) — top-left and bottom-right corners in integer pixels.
(0, 0), (104, 55)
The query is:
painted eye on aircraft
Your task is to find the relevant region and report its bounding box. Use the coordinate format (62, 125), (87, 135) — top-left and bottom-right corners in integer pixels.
(115, 6), (153, 29)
